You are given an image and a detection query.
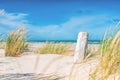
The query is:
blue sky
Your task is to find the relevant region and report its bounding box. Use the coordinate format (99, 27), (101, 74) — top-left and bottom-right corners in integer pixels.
(0, 0), (120, 40)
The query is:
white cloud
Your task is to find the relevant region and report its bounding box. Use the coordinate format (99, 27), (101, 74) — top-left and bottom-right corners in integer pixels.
(0, 9), (28, 31)
(0, 9), (117, 40)
(31, 15), (116, 40)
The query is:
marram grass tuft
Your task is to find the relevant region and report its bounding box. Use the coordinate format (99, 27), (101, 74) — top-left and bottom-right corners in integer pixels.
(36, 42), (71, 55)
(5, 27), (28, 57)
(90, 22), (120, 80)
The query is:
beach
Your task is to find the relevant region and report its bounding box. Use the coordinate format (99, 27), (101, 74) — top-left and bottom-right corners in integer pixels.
(1, 1), (120, 79)
(0, 42), (100, 80)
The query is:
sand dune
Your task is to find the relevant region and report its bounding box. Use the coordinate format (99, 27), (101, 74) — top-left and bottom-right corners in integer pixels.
(0, 43), (100, 80)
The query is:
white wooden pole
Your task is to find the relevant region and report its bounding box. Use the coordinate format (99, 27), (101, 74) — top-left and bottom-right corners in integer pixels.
(74, 32), (88, 63)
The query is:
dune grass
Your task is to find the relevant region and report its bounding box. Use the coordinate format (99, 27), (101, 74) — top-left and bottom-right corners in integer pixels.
(0, 34), (4, 49)
(5, 27), (28, 57)
(90, 22), (120, 80)
(36, 42), (71, 54)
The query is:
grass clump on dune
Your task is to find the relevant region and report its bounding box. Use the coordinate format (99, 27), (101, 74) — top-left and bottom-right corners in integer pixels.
(0, 34), (4, 49)
(90, 22), (120, 80)
(36, 42), (71, 54)
(5, 27), (28, 57)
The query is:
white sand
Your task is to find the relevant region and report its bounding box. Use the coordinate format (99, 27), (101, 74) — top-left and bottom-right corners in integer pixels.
(0, 43), (118, 80)
(0, 49), (99, 80)
(0, 43), (101, 80)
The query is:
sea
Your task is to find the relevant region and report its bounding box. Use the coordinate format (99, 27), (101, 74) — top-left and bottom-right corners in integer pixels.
(28, 40), (101, 44)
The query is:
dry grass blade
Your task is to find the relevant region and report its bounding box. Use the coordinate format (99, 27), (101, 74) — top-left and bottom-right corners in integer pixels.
(33, 73), (66, 80)
(0, 34), (4, 49)
(36, 42), (71, 55)
(90, 22), (120, 80)
(5, 27), (28, 57)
